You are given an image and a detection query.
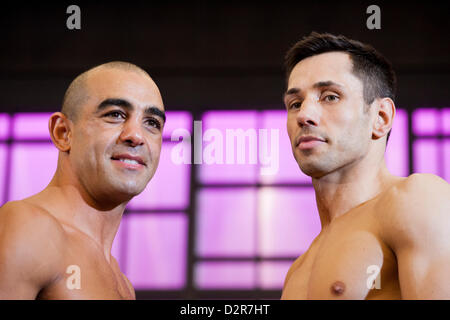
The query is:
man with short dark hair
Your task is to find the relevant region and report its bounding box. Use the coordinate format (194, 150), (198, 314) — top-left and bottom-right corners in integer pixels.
(281, 32), (450, 299)
(0, 61), (166, 299)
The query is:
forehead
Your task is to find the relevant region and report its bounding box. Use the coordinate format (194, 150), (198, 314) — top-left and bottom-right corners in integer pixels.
(288, 51), (361, 90)
(84, 68), (164, 111)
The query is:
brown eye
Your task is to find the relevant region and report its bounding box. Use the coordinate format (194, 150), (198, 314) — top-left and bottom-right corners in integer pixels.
(105, 111), (125, 119)
(146, 118), (162, 130)
(324, 95), (339, 102)
(289, 102), (302, 110)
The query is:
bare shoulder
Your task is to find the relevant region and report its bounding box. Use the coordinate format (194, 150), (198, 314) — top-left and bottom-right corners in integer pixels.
(283, 253), (305, 291)
(0, 200), (67, 243)
(0, 200), (67, 275)
(379, 173), (450, 250)
(386, 173), (449, 213)
(401, 173), (450, 196)
(379, 173), (449, 214)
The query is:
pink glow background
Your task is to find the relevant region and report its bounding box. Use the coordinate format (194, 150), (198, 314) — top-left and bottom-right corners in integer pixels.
(0, 108), (448, 290)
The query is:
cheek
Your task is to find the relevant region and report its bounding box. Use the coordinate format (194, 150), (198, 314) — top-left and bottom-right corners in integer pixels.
(335, 113), (371, 149)
(286, 115), (297, 142)
(337, 106), (357, 124)
(330, 106), (361, 134)
(151, 140), (162, 160)
(72, 131), (112, 166)
(146, 136), (162, 162)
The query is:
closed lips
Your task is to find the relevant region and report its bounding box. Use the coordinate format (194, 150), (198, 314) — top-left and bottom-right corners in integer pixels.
(296, 136), (326, 146)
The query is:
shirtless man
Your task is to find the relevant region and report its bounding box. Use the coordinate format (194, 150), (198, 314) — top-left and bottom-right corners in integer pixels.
(281, 32), (450, 299)
(0, 61), (166, 299)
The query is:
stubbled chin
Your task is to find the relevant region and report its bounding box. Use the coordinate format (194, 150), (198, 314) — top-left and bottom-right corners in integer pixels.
(295, 154), (329, 178)
(112, 181), (146, 199)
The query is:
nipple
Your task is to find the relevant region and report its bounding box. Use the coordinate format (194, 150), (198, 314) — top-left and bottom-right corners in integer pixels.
(330, 281), (346, 296)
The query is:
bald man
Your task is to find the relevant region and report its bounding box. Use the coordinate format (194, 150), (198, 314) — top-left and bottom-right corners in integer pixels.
(0, 62), (166, 299)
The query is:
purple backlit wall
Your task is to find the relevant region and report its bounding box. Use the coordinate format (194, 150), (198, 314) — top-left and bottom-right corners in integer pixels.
(0, 108), (449, 294)
(412, 109), (450, 181)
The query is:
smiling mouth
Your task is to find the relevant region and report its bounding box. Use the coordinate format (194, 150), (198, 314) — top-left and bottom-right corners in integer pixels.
(115, 158), (141, 165)
(111, 155), (146, 168)
(111, 158), (146, 171)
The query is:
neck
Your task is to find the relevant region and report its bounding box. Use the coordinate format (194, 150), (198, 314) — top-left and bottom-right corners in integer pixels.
(311, 153), (396, 229)
(41, 169), (127, 263)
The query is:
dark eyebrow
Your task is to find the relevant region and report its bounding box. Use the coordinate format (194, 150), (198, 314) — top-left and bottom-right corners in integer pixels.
(284, 81), (344, 99)
(96, 98), (133, 112)
(312, 81), (343, 89)
(145, 106), (166, 124)
(96, 98), (166, 123)
(284, 87), (301, 97)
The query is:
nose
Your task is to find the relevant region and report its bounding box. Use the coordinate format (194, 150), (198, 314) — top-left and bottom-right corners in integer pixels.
(296, 98), (320, 128)
(118, 118), (145, 147)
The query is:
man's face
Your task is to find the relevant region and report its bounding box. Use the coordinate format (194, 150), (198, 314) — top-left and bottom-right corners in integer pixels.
(284, 51), (373, 178)
(69, 68), (165, 203)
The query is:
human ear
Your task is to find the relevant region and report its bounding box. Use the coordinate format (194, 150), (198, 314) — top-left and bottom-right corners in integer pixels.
(372, 98), (395, 140)
(48, 112), (72, 152)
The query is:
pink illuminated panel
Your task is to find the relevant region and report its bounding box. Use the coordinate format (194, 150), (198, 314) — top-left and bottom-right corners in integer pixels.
(413, 109), (439, 135)
(413, 108), (450, 135)
(199, 111), (259, 183)
(125, 213), (188, 289)
(163, 111), (192, 139)
(9, 143), (58, 201)
(13, 113), (53, 140)
(443, 141), (450, 183)
(0, 144), (7, 205)
(0, 114), (10, 139)
(259, 261), (293, 289)
(15, 108), (450, 294)
(413, 140), (439, 175)
(196, 188), (256, 257)
(259, 110), (311, 184)
(385, 109), (409, 176)
(195, 262), (256, 289)
(412, 108), (450, 179)
(11, 111), (192, 140)
(443, 109), (450, 135)
(127, 142), (191, 210)
(258, 187), (320, 257)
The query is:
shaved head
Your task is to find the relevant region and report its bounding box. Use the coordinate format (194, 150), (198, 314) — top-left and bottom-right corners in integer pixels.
(61, 61), (152, 122)
(52, 60), (164, 204)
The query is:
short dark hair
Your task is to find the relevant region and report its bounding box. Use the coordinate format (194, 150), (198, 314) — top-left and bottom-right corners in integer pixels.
(284, 32), (397, 143)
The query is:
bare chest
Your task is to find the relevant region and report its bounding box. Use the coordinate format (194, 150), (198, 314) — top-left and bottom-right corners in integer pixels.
(282, 209), (401, 299)
(37, 237), (134, 300)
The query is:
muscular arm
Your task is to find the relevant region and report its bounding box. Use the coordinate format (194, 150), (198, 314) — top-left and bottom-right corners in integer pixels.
(111, 256), (136, 300)
(384, 174), (450, 299)
(0, 202), (65, 299)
